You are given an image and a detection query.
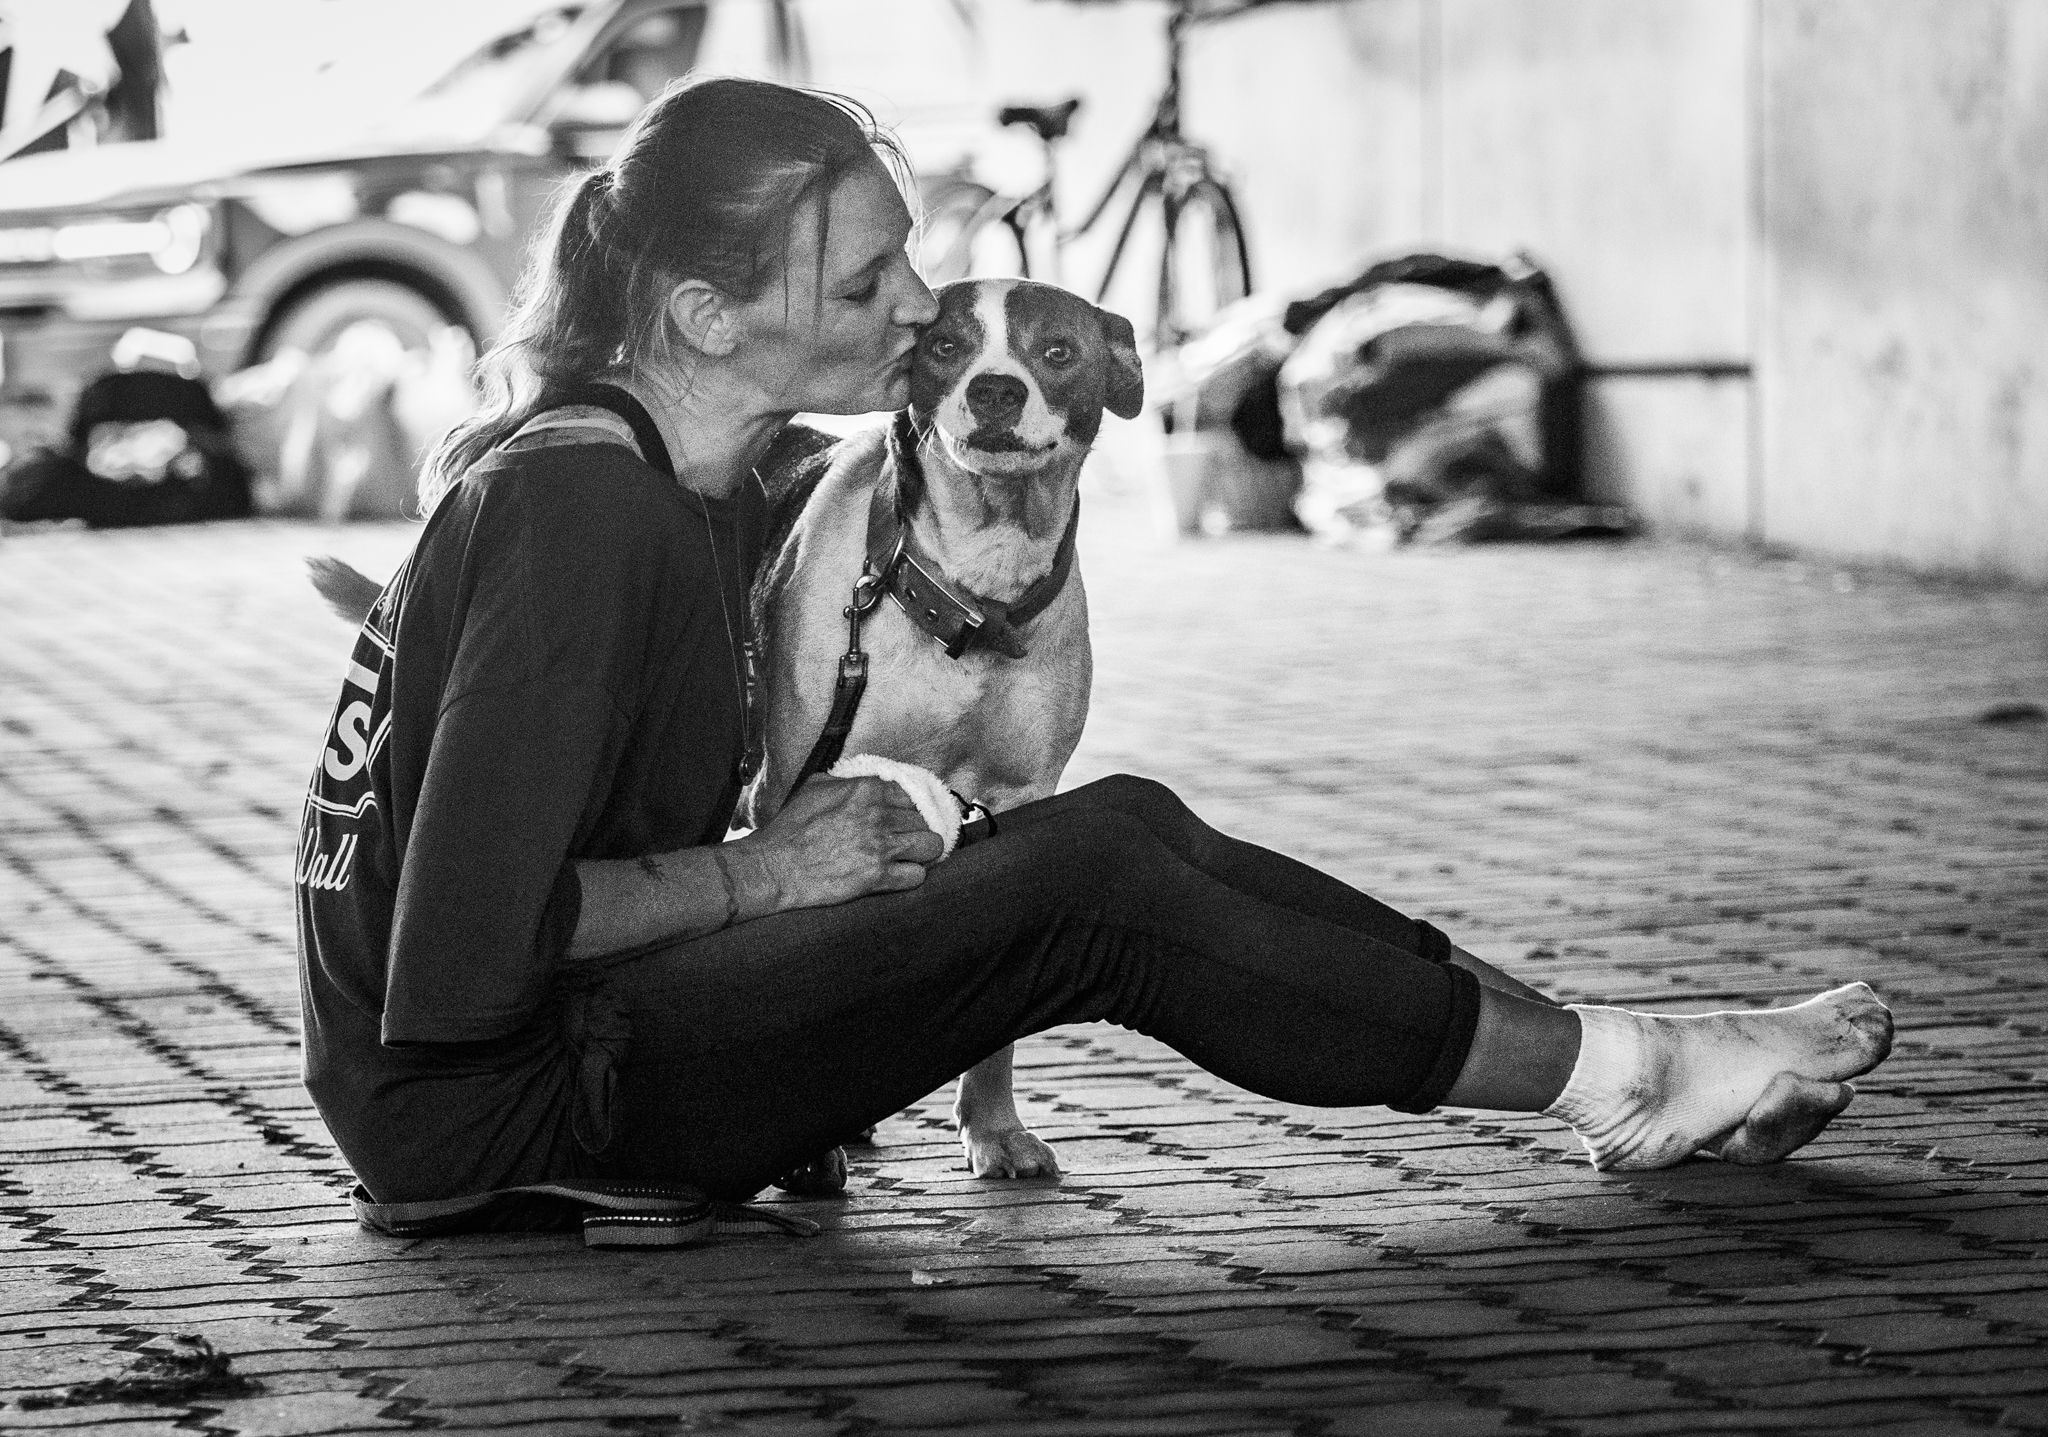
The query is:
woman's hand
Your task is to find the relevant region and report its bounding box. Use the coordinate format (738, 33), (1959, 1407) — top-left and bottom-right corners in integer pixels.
(566, 778), (940, 959)
(727, 776), (944, 915)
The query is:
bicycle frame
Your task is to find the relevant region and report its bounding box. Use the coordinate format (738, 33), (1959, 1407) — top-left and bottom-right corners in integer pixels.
(955, 0), (1251, 344)
(1046, 3), (1216, 304)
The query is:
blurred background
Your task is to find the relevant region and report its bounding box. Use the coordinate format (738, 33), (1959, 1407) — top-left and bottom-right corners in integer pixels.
(0, 0), (2043, 581)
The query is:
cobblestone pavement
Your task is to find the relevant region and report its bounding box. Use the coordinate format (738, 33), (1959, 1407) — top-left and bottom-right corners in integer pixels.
(2, 483), (2045, 1436)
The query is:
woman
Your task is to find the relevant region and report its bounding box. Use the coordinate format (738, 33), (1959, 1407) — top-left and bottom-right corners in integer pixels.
(296, 78), (1891, 1228)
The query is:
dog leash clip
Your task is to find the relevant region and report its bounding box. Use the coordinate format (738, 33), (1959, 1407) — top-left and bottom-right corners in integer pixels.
(848, 565), (885, 618)
(841, 565), (885, 679)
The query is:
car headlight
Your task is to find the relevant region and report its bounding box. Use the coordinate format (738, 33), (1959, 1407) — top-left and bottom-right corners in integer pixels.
(151, 204), (208, 274)
(0, 226), (56, 263)
(17, 203), (212, 272)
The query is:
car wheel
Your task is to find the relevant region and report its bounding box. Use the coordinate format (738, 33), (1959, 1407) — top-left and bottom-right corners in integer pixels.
(258, 278), (455, 361)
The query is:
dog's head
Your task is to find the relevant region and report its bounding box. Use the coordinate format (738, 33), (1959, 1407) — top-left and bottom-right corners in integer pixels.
(909, 279), (1144, 477)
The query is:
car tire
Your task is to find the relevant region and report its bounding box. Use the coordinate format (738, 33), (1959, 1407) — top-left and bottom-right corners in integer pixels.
(258, 278), (456, 361)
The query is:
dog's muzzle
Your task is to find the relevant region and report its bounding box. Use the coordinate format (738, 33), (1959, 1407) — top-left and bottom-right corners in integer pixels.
(962, 429), (1056, 455)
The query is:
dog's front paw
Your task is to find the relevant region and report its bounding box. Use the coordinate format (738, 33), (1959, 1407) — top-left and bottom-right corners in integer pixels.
(960, 1124), (1061, 1180)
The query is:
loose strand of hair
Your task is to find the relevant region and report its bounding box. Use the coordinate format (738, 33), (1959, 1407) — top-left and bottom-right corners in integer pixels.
(419, 169), (615, 510)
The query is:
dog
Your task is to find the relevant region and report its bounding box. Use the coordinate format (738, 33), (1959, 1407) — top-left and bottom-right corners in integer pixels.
(745, 277), (1142, 1181)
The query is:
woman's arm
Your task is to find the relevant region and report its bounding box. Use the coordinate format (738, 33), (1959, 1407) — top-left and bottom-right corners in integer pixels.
(565, 775), (946, 960)
(568, 843), (749, 959)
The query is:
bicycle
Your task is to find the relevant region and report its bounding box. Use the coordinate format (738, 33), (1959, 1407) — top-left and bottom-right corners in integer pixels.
(917, 0), (1258, 348)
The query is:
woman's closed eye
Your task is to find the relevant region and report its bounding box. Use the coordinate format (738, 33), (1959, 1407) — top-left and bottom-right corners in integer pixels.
(838, 277), (880, 305)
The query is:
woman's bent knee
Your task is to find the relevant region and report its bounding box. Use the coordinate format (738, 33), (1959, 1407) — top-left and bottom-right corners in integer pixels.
(1023, 804), (1173, 900)
(1078, 773), (1197, 834)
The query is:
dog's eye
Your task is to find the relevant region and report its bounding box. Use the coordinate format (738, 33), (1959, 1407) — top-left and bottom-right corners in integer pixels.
(1043, 342), (1074, 366)
(927, 336), (957, 359)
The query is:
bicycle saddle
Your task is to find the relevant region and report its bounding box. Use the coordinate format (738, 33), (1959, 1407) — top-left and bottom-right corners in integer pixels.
(998, 98), (1082, 143)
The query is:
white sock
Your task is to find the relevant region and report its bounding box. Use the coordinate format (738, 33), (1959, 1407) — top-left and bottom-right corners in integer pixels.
(1543, 983), (1893, 1170)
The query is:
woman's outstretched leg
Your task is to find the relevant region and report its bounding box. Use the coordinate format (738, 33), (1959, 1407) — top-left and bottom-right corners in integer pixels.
(598, 801), (1891, 1197)
(990, 778), (1893, 1172)
(1007, 783), (1896, 1168)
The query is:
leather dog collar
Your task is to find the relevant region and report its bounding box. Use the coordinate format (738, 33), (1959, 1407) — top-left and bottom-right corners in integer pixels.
(866, 410), (1079, 661)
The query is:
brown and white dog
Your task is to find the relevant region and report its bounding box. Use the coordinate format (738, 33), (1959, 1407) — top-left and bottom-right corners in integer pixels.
(747, 277), (1143, 1179)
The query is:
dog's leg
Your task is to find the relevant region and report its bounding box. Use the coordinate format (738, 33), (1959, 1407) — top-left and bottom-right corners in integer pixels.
(955, 1045), (1061, 1179)
(949, 774), (1071, 1181)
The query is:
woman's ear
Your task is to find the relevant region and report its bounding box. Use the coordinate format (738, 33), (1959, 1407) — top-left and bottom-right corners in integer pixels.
(667, 280), (738, 358)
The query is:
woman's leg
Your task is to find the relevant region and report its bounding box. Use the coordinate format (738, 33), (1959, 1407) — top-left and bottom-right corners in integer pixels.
(595, 794), (1890, 1196)
(599, 804), (1484, 1199)
(999, 779), (1743, 1124)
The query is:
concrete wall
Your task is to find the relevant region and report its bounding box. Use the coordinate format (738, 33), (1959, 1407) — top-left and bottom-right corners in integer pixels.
(913, 0), (2046, 581)
(1758, 0), (2048, 579)
(1435, 0), (1753, 366)
(1427, 0), (1758, 542)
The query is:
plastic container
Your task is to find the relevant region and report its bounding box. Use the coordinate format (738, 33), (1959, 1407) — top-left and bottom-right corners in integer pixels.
(1158, 431), (1301, 537)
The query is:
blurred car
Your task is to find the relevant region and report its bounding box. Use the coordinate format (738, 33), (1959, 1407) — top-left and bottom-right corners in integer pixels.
(0, 0), (932, 417)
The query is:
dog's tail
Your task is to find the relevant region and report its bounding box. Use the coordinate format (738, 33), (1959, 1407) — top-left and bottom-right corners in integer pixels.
(306, 556), (384, 626)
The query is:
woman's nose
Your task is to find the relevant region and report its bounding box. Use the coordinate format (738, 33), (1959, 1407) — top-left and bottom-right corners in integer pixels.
(895, 262), (939, 328)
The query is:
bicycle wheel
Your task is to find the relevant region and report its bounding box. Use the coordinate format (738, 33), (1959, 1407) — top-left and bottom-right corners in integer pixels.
(1157, 176), (1252, 345)
(914, 176), (1028, 285)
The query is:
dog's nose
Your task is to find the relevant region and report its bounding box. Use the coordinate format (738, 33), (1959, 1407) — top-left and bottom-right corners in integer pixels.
(965, 372), (1029, 425)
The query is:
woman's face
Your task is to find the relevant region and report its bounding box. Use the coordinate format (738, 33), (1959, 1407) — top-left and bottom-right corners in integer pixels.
(729, 160), (939, 415)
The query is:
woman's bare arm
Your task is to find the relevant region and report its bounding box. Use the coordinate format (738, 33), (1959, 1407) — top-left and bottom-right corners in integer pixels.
(568, 843), (751, 959)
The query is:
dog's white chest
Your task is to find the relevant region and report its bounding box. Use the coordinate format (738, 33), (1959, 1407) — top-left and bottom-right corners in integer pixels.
(752, 444), (1093, 821)
(848, 585), (1090, 805)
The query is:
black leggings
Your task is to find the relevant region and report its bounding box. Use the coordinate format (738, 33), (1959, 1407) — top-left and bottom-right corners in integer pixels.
(594, 775), (1481, 1200)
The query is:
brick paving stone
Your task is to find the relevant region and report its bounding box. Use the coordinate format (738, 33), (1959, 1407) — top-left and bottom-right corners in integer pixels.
(1310, 1400), (1529, 1437)
(0, 1415), (197, 1435)
(887, 1420), (1298, 1437)
(3, 494), (2046, 1434)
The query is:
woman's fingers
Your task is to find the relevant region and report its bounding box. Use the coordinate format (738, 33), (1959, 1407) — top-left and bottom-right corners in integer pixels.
(861, 824), (941, 867)
(881, 861), (930, 890)
(846, 780), (939, 846)
(860, 778), (924, 815)
(879, 810), (939, 839)
(793, 774), (918, 817)
(774, 775), (949, 904)
(894, 829), (945, 865)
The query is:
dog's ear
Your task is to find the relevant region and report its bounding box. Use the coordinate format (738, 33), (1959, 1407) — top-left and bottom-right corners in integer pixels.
(1096, 307), (1145, 420)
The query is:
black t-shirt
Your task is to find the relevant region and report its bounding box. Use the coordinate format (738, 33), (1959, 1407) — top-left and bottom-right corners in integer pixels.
(295, 431), (762, 1200)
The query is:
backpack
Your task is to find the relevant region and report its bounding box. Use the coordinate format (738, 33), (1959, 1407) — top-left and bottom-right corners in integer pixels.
(1, 370), (252, 528)
(1279, 252), (1625, 543)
